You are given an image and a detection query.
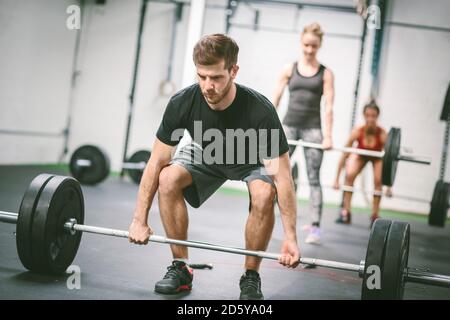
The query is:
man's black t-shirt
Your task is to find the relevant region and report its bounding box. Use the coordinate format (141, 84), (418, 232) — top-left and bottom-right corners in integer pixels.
(156, 83), (289, 168)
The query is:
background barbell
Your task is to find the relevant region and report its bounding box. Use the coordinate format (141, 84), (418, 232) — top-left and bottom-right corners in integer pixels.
(69, 145), (151, 185)
(288, 127), (432, 186)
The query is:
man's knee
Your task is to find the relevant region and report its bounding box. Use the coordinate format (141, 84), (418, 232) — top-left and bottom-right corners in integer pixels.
(249, 181), (276, 213)
(158, 166), (186, 196)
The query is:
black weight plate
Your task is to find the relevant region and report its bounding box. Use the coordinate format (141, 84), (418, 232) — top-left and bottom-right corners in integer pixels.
(30, 175), (84, 274)
(16, 174), (55, 272)
(382, 128), (401, 186)
(381, 221), (410, 299)
(291, 162), (299, 193)
(69, 145), (110, 185)
(127, 149), (151, 184)
(429, 180), (449, 227)
(361, 219), (392, 300)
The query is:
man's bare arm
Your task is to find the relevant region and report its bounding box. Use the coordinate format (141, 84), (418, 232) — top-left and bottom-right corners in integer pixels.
(133, 138), (174, 224)
(129, 138), (175, 244)
(264, 152), (297, 241)
(264, 152), (300, 267)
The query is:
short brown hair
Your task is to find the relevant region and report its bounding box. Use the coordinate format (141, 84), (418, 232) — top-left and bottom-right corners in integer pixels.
(193, 34), (239, 70)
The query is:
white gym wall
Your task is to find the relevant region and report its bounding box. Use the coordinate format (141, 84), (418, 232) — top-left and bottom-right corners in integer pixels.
(0, 0), (77, 163)
(369, 0), (450, 214)
(67, 0), (190, 168)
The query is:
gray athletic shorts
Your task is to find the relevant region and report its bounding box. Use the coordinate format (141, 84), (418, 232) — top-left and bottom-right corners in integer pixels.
(169, 142), (275, 208)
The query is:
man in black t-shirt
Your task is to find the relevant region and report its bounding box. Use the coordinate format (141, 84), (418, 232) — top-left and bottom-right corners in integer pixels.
(128, 34), (300, 300)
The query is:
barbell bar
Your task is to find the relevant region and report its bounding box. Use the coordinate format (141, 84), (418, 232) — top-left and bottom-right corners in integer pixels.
(288, 139), (431, 165)
(288, 139), (384, 158)
(0, 209), (361, 274)
(65, 218), (363, 273)
(0, 211), (19, 224)
(0, 173), (450, 299)
(288, 127), (432, 186)
(396, 153), (433, 165)
(76, 159), (146, 170)
(0, 208), (449, 290)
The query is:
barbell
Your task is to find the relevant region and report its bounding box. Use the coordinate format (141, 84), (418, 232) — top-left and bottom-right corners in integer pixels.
(0, 174), (449, 299)
(288, 127), (432, 186)
(69, 145), (151, 185)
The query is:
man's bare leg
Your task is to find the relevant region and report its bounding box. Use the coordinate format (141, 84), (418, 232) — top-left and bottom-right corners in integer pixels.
(245, 179), (276, 271)
(158, 164), (193, 259)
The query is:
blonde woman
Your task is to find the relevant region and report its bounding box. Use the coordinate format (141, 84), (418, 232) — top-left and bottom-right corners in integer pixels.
(273, 23), (335, 245)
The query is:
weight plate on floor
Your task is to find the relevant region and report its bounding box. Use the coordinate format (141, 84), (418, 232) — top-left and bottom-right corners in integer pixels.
(382, 128), (401, 186)
(127, 149), (151, 184)
(381, 221), (410, 299)
(30, 175), (84, 274)
(361, 219), (391, 300)
(429, 180), (449, 227)
(16, 174), (55, 272)
(69, 145), (110, 185)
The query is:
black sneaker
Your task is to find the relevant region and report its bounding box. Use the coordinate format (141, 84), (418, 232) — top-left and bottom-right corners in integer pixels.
(335, 209), (352, 224)
(239, 270), (264, 300)
(154, 261), (193, 294)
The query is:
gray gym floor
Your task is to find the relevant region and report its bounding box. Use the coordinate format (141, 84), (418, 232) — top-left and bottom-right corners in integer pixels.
(0, 166), (449, 300)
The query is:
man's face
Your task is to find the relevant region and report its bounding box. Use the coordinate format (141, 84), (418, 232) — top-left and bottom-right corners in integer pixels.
(196, 60), (238, 105)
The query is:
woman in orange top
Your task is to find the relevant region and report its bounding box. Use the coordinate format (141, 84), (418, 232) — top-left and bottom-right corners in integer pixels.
(334, 101), (390, 226)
